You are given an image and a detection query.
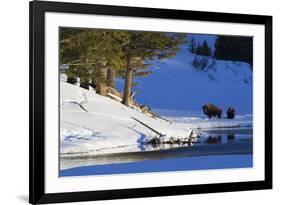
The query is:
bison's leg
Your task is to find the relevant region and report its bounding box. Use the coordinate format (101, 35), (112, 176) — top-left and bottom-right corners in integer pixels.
(218, 113), (221, 118)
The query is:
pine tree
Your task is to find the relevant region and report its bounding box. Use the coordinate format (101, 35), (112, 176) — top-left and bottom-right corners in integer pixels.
(188, 38), (196, 53)
(202, 40), (212, 56)
(59, 28), (126, 95)
(120, 31), (186, 106)
(195, 40), (212, 56)
(195, 42), (201, 55)
(214, 36), (253, 65)
(59, 28), (186, 105)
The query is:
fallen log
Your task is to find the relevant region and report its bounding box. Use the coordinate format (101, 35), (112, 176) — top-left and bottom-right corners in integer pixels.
(132, 117), (199, 146)
(104, 87), (172, 124)
(136, 104), (172, 124)
(145, 108), (172, 124)
(131, 117), (165, 137)
(107, 86), (123, 98)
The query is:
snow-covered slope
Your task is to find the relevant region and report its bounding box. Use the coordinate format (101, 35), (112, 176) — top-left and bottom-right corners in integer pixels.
(116, 49), (253, 115)
(60, 68), (252, 170)
(60, 79), (198, 158)
(60, 49), (253, 170)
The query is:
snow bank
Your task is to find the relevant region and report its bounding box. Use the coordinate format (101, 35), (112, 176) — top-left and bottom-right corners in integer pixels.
(60, 80), (197, 158)
(61, 48), (253, 160)
(157, 109), (253, 129)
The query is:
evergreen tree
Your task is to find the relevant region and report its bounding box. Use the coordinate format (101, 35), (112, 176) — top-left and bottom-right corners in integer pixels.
(188, 38), (196, 53)
(120, 31), (186, 106)
(195, 40), (212, 56)
(195, 42), (202, 55)
(88, 31), (125, 95)
(59, 28), (126, 94)
(202, 40), (212, 56)
(59, 28), (186, 106)
(214, 36), (253, 65)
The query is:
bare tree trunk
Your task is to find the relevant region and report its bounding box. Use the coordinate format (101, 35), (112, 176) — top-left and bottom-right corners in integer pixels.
(96, 65), (108, 96)
(106, 68), (116, 88)
(122, 68), (133, 106)
(122, 47), (133, 106)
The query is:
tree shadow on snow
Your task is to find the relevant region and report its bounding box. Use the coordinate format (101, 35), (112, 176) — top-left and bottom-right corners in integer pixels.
(126, 125), (148, 151)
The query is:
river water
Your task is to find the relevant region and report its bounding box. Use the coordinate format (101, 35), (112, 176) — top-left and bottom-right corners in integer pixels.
(60, 127), (253, 176)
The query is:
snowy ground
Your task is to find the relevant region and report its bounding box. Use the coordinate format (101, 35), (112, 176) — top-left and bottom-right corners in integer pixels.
(60, 78), (198, 159)
(155, 109), (252, 129)
(60, 75), (252, 161)
(60, 50), (253, 171)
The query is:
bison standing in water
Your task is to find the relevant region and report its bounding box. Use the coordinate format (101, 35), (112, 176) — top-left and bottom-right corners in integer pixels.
(227, 107), (235, 119)
(202, 103), (222, 118)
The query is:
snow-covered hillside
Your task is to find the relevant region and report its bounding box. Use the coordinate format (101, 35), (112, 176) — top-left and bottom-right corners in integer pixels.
(60, 76), (252, 155)
(60, 78), (199, 158)
(116, 49), (253, 115)
(60, 49), (253, 164)
(60, 63), (253, 170)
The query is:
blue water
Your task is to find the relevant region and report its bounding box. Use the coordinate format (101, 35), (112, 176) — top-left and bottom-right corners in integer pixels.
(60, 127), (253, 177)
(60, 154), (252, 177)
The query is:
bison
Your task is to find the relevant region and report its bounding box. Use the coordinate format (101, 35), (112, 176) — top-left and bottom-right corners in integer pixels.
(202, 103), (222, 118)
(227, 107), (235, 119)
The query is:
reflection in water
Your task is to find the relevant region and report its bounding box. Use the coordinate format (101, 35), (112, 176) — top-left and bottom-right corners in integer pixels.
(203, 133), (236, 144)
(205, 136), (222, 144)
(61, 128), (252, 170)
(139, 130), (250, 156)
(142, 141), (193, 151)
(227, 134), (235, 143)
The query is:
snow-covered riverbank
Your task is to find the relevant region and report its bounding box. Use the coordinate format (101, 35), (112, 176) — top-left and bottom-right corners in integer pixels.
(60, 77), (252, 159)
(60, 79), (198, 158)
(60, 127), (253, 170)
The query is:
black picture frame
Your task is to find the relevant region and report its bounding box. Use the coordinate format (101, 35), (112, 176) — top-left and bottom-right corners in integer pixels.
(29, 0), (272, 204)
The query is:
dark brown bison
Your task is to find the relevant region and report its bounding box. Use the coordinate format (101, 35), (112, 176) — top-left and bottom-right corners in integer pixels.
(202, 103), (222, 118)
(227, 107), (235, 119)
